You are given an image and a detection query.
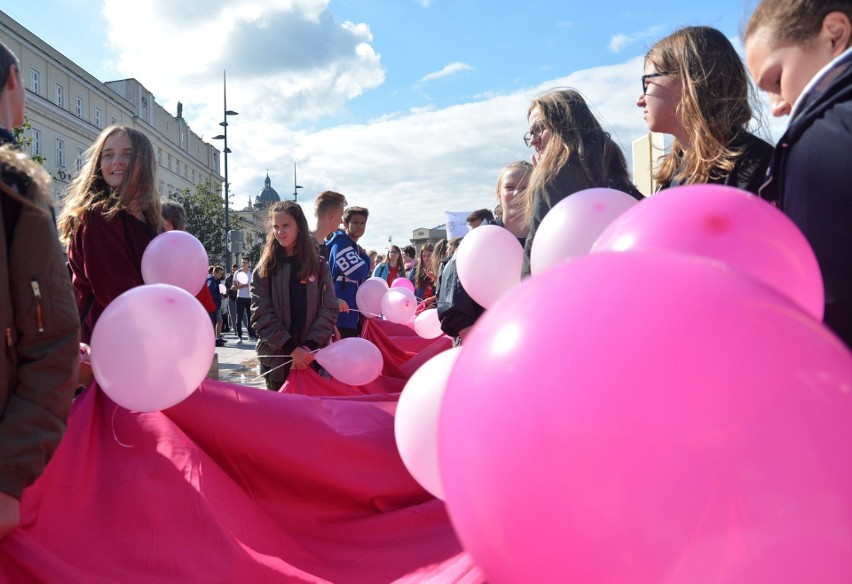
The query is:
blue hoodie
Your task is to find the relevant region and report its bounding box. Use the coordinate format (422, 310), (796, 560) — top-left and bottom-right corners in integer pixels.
(326, 229), (371, 329)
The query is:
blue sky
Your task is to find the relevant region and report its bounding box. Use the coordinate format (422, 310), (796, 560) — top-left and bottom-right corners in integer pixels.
(5, 0), (780, 252)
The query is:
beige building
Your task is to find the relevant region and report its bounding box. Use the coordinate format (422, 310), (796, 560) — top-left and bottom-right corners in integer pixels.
(632, 132), (665, 196)
(0, 10), (223, 204)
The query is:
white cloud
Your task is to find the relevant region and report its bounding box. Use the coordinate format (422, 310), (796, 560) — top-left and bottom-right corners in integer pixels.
(608, 25), (667, 53)
(418, 62), (475, 83)
(96, 3), (784, 254)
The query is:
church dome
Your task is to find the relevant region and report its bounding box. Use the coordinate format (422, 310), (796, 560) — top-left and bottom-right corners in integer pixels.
(254, 174), (281, 208)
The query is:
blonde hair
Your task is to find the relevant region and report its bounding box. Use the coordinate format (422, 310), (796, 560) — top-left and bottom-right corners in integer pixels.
(745, 0), (852, 45)
(58, 125), (162, 243)
(646, 26), (762, 186)
(496, 160), (533, 232)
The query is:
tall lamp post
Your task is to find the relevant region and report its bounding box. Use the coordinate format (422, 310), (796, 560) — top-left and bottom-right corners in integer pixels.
(212, 70), (238, 268)
(293, 162), (303, 202)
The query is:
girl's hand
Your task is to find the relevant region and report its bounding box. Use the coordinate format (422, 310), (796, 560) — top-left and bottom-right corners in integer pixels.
(339, 299), (350, 313)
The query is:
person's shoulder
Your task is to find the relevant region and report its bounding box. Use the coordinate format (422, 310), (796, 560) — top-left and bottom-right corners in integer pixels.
(0, 144), (52, 207)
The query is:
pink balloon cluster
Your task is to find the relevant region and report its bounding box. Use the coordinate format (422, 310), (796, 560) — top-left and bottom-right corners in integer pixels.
(433, 185), (848, 583)
(356, 277), (419, 324)
(355, 277), (388, 319)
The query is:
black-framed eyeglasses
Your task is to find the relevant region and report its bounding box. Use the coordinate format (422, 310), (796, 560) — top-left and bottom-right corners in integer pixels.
(523, 123), (546, 148)
(642, 71), (672, 95)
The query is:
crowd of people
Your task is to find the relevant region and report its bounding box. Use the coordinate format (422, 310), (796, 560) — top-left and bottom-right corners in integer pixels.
(0, 0), (850, 573)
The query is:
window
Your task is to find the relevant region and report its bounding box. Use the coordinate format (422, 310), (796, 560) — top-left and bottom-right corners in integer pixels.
(159, 181), (165, 195)
(56, 138), (65, 167)
(29, 68), (40, 94)
(55, 83), (64, 108)
(75, 96), (83, 118)
(76, 147), (84, 172)
(31, 128), (41, 157)
(157, 148), (162, 166)
(168, 154), (172, 171)
(94, 108), (102, 128)
(111, 117), (117, 126)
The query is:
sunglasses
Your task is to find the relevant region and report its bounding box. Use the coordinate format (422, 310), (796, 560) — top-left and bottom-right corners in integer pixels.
(641, 71), (672, 95)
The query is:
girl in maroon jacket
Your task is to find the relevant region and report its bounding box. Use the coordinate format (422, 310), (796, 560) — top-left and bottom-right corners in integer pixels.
(58, 126), (163, 343)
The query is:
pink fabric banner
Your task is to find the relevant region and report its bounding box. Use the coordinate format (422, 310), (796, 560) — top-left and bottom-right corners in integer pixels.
(0, 381), (483, 582)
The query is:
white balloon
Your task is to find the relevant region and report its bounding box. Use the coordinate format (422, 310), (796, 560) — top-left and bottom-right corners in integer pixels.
(455, 225), (523, 309)
(530, 187), (639, 274)
(395, 347), (462, 499)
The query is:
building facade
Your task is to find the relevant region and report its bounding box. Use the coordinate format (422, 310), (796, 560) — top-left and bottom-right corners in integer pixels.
(0, 10), (224, 204)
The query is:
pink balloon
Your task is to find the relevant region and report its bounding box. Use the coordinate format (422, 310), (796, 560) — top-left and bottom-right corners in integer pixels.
(381, 288), (417, 324)
(391, 277), (415, 293)
(235, 271), (249, 285)
(592, 184), (824, 320)
(414, 308), (443, 339)
(456, 225), (523, 308)
(355, 277), (389, 319)
(395, 347), (461, 500)
(530, 187), (639, 274)
(315, 338), (383, 386)
(90, 284), (215, 412)
(141, 231), (209, 294)
(439, 252), (852, 583)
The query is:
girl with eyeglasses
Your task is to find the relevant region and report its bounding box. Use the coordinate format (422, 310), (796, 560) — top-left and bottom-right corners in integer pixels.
(522, 88), (642, 276)
(372, 244), (407, 285)
(744, 0), (852, 347)
(638, 26), (774, 194)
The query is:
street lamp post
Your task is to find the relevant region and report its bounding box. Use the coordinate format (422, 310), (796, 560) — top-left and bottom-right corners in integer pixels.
(212, 70), (238, 269)
(293, 162), (303, 202)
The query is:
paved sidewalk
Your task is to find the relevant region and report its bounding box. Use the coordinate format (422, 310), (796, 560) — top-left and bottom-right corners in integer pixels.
(212, 328), (267, 389)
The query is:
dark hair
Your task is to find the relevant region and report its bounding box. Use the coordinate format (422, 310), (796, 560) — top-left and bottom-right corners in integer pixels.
(403, 245), (416, 259)
(745, 0), (852, 45)
(162, 200), (187, 230)
(0, 42), (20, 93)
(467, 208), (495, 224)
(413, 243), (435, 289)
(256, 201), (320, 280)
(343, 206), (369, 222)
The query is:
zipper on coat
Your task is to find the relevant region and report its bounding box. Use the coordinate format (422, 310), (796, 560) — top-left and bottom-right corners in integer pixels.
(31, 280), (44, 332)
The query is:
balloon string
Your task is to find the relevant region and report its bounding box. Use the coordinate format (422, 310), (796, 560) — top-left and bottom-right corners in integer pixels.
(250, 349), (320, 381)
(346, 309), (382, 317)
(111, 406), (135, 448)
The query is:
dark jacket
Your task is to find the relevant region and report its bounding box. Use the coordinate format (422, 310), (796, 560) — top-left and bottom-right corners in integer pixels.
(250, 256), (339, 388)
(662, 130), (774, 195)
(522, 162), (643, 276)
(66, 205), (155, 343)
(0, 142), (80, 499)
(759, 50), (852, 347)
(436, 254), (484, 340)
(206, 274), (222, 310)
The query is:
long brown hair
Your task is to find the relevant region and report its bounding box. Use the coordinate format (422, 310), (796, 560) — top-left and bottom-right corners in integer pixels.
(646, 26), (763, 186)
(413, 243), (434, 288)
(58, 125), (162, 243)
(256, 201), (320, 281)
(525, 89), (634, 219)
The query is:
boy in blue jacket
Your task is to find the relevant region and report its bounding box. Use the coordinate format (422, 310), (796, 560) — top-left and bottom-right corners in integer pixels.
(327, 206), (370, 338)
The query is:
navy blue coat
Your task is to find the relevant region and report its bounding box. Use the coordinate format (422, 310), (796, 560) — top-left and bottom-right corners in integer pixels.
(759, 50), (852, 347)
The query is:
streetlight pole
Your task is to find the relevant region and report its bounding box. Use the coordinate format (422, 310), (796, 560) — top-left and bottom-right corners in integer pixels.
(293, 162), (303, 202)
(213, 70), (238, 268)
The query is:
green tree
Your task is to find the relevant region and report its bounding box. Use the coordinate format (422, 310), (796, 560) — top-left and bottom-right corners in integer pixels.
(172, 181), (245, 265)
(13, 117), (45, 164)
